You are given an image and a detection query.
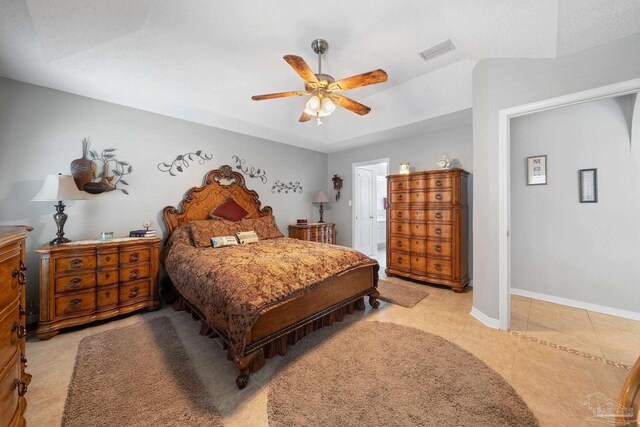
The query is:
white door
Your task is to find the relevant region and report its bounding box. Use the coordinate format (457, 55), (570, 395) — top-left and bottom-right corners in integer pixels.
(356, 168), (374, 255)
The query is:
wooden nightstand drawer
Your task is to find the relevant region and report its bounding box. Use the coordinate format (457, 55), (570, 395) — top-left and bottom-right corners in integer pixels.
(55, 291), (96, 318)
(54, 273), (95, 293)
(288, 224), (335, 244)
(97, 269), (118, 287)
(97, 251), (118, 268)
(119, 280), (150, 305)
(54, 254), (96, 273)
(97, 287), (118, 309)
(120, 264), (149, 282)
(120, 247), (150, 265)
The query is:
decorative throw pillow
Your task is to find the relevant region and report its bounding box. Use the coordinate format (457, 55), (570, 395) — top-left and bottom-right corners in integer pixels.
(189, 220), (239, 247)
(211, 236), (239, 248)
(209, 197), (249, 222)
(236, 230), (259, 245)
(238, 215), (284, 240)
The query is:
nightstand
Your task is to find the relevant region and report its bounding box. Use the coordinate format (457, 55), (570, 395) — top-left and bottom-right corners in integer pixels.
(288, 223), (335, 244)
(34, 237), (161, 339)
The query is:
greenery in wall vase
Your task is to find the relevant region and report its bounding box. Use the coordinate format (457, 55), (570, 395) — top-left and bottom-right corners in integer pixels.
(86, 148), (132, 195)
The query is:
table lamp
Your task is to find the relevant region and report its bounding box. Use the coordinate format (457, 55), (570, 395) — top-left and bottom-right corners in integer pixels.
(32, 174), (88, 245)
(312, 190), (330, 223)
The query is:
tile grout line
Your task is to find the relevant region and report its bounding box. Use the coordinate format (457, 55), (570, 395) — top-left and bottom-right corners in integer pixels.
(509, 330), (631, 371)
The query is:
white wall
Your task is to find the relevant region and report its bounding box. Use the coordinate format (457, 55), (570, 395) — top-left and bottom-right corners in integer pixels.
(0, 78), (328, 317)
(327, 123), (473, 273)
(510, 96), (639, 312)
(472, 33), (640, 321)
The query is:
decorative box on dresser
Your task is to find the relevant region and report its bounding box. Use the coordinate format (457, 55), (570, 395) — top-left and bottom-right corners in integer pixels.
(386, 169), (469, 292)
(0, 226), (31, 427)
(288, 223), (335, 244)
(35, 237), (161, 340)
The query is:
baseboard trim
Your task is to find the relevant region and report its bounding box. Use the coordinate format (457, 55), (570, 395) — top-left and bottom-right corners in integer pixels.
(511, 288), (640, 322)
(470, 307), (501, 330)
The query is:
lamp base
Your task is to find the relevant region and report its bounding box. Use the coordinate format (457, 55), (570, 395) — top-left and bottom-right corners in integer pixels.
(49, 237), (71, 246)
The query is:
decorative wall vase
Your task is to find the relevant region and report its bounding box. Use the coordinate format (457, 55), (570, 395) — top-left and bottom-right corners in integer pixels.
(87, 147), (132, 195)
(70, 138), (96, 190)
(83, 182), (106, 194)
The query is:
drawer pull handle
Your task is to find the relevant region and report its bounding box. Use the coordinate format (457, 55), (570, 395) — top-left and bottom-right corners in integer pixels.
(18, 270), (26, 285)
(398, 195), (403, 201)
(435, 263), (442, 271)
(435, 245), (442, 252)
(105, 291), (111, 297)
(12, 322), (26, 339)
(68, 278), (82, 289)
(20, 260), (26, 272)
(129, 253), (139, 263)
(397, 257), (403, 263)
(398, 183), (403, 189)
(397, 225), (403, 232)
(129, 287), (140, 298)
(129, 269), (140, 280)
(436, 180), (442, 187)
(19, 304), (26, 316)
(69, 258), (82, 269)
(415, 210), (420, 216)
(12, 268), (19, 278)
(435, 212), (443, 219)
(435, 228), (442, 235)
(69, 298), (82, 310)
(105, 256), (111, 262)
(21, 353), (27, 364)
(435, 193), (443, 201)
(397, 212), (403, 218)
(11, 379), (28, 397)
(397, 241), (403, 247)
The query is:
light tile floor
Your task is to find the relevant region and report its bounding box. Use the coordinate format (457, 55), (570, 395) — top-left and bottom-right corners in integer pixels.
(24, 274), (638, 426)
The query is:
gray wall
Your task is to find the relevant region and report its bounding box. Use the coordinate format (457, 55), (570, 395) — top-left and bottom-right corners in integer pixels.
(510, 96), (639, 312)
(327, 124), (473, 275)
(472, 33), (640, 320)
(0, 77), (327, 319)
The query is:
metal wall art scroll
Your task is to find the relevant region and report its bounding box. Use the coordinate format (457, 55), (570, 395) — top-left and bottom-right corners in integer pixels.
(527, 155), (547, 185)
(232, 155), (267, 183)
(157, 151), (213, 176)
(272, 180), (303, 194)
(579, 168), (598, 203)
(70, 138), (132, 195)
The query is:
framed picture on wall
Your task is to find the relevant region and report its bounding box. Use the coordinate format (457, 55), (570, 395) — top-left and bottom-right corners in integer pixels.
(527, 155), (547, 185)
(579, 168), (598, 203)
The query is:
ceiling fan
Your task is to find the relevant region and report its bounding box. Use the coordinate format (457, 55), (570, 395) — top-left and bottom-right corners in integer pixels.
(251, 39), (388, 125)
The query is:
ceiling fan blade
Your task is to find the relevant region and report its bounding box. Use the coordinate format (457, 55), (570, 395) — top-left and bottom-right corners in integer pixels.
(283, 55), (319, 86)
(331, 94), (371, 116)
(328, 69), (388, 92)
(299, 111), (312, 122)
(251, 91), (307, 101)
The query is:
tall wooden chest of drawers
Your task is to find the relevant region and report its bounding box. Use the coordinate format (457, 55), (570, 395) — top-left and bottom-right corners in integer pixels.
(288, 223), (335, 244)
(0, 226), (31, 427)
(386, 169), (469, 292)
(35, 237), (161, 340)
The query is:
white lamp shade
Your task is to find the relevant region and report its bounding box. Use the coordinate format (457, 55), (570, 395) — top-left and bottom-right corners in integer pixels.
(312, 190), (331, 204)
(31, 175), (88, 201)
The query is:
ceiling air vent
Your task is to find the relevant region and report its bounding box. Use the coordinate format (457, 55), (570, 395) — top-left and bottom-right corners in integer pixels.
(419, 39), (455, 62)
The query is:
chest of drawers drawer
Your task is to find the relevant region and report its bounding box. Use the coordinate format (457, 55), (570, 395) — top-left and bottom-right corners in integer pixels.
(388, 251), (410, 271)
(120, 264), (150, 282)
(410, 238), (427, 253)
(54, 254), (96, 274)
(389, 209), (410, 221)
(426, 190), (452, 203)
(54, 272), (96, 293)
(389, 192), (410, 204)
(55, 291), (96, 318)
(0, 252), (21, 309)
(120, 247), (151, 265)
(0, 304), (21, 372)
(427, 176), (452, 189)
(390, 179), (409, 191)
(119, 279), (151, 305)
(427, 209), (451, 222)
(0, 354), (21, 427)
(427, 223), (452, 239)
(389, 221), (410, 235)
(427, 240), (452, 257)
(427, 259), (452, 277)
(389, 237), (409, 252)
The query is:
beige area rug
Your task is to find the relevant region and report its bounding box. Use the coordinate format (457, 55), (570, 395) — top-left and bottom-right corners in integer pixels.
(268, 321), (539, 427)
(61, 316), (223, 427)
(377, 278), (429, 308)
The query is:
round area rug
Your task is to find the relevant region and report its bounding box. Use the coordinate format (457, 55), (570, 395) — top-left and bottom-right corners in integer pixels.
(268, 321), (538, 427)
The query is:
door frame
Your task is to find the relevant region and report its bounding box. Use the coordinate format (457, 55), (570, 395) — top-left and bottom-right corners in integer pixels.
(352, 158), (389, 253)
(497, 78), (640, 330)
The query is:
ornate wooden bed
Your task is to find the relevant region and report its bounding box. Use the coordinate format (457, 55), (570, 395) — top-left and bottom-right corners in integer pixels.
(161, 165), (379, 388)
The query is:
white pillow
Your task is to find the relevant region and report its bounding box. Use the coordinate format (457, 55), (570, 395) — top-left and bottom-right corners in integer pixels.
(236, 230), (259, 245)
(211, 235), (239, 248)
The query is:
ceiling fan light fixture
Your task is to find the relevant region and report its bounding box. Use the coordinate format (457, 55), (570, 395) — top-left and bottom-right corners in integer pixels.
(306, 95), (320, 112)
(321, 97), (336, 115)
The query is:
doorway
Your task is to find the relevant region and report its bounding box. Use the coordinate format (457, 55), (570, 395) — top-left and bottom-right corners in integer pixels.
(352, 159), (388, 265)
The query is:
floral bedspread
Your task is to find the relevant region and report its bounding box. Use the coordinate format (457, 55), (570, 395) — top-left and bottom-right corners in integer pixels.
(164, 230), (378, 359)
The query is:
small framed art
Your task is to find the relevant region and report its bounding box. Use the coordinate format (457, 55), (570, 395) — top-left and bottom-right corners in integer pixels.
(527, 155), (547, 185)
(579, 168), (598, 203)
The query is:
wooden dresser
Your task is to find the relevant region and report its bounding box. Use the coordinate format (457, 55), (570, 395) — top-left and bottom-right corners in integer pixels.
(35, 237), (161, 340)
(288, 223), (335, 244)
(386, 169), (469, 292)
(0, 226), (31, 427)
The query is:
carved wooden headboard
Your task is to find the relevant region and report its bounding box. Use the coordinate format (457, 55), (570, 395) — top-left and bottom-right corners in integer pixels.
(162, 165), (273, 236)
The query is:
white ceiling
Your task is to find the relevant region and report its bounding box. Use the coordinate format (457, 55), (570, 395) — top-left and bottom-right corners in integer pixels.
(1, 0), (639, 153)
